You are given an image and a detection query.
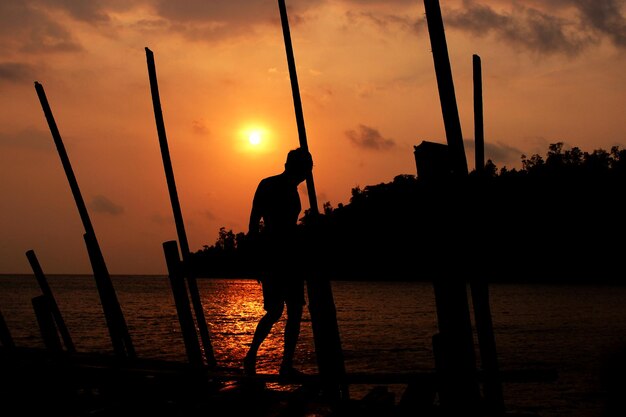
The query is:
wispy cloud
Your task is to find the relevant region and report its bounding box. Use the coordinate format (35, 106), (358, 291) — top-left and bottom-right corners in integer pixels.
(90, 195), (124, 216)
(346, 10), (424, 34)
(443, 0), (626, 55)
(0, 62), (37, 84)
(201, 209), (216, 220)
(465, 138), (524, 167)
(192, 119), (210, 136)
(346, 124), (395, 150)
(150, 0), (320, 41)
(40, 0), (113, 23)
(571, 0), (626, 47)
(5, 0), (624, 55)
(445, 1), (596, 56)
(0, 0), (83, 54)
(0, 128), (53, 150)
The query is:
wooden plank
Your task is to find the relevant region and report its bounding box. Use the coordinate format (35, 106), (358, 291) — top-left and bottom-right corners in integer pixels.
(0, 347), (557, 385)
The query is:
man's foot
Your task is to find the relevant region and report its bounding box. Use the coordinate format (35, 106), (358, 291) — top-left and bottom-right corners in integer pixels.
(243, 355), (256, 376)
(279, 364), (305, 379)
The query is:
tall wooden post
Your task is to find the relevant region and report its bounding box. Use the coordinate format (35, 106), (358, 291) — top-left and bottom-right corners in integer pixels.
(423, 0), (480, 412)
(471, 53), (505, 415)
(145, 48), (216, 367)
(473, 54), (484, 173)
(278, 0), (347, 400)
(34, 82), (135, 360)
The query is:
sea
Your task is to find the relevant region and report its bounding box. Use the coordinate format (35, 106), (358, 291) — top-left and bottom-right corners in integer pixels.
(1, 275), (625, 417)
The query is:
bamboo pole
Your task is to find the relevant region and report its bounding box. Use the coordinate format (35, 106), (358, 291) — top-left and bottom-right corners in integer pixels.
(163, 240), (203, 367)
(473, 54), (484, 173)
(144, 48), (216, 367)
(471, 54), (505, 414)
(277, 0), (319, 213)
(278, 0), (348, 400)
(424, 0), (468, 177)
(26, 249), (75, 353)
(422, 0), (480, 412)
(470, 280), (505, 415)
(32, 295), (63, 352)
(34, 81), (135, 359)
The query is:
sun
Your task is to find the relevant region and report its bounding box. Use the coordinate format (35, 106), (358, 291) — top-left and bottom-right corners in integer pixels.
(248, 130), (262, 146)
(239, 125), (271, 154)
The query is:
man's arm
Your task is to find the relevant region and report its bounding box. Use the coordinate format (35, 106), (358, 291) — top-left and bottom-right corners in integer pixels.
(248, 181), (264, 235)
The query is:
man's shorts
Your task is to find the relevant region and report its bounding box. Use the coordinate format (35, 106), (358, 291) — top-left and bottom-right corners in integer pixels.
(261, 277), (305, 311)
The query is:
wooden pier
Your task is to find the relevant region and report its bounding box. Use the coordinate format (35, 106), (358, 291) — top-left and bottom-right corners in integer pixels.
(0, 345), (557, 417)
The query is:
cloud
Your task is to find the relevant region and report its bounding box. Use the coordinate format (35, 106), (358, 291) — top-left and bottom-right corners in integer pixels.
(0, 62), (37, 84)
(0, 128), (53, 151)
(571, 0), (626, 47)
(346, 10), (425, 34)
(37, 0), (112, 23)
(152, 0), (273, 23)
(0, 0), (83, 54)
(150, 213), (174, 226)
(345, 124), (395, 150)
(202, 209), (216, 220)
(150, 0), (320, 41)
(465, 138), (524, 167)
(444, 1), (597, 56)
(89, 195), (124, 216)
(192, 119), (210, 136)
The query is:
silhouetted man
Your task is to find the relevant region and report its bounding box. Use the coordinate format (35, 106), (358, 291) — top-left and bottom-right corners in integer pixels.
(243, 147), (313, 377)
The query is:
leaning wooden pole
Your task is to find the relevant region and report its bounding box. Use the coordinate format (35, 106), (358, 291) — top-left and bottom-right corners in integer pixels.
(163, 240), (204, 367)
(423, 0), (480, 412)
(278, 0), (347, 400)
(473, 54), (485, 173)
(32, 295), (63, 352)
(26, 250), (75, 353)
(424, 0), (468, 177)
(145, 48), (216, 367)
(34, 81), (135, 359)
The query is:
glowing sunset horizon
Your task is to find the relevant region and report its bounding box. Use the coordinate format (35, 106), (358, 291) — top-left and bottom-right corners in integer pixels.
(1, 0), (625, 275)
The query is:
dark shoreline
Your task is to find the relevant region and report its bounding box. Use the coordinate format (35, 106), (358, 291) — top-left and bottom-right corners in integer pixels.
(1, 273), (624, 285)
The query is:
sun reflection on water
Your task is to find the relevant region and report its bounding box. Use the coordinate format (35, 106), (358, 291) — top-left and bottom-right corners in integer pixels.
(200, 279), (314, 376)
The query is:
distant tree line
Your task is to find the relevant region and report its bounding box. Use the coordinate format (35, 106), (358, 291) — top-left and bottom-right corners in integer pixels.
(189, 143), (626, 283)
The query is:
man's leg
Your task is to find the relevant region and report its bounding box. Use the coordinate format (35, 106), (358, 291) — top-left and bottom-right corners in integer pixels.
(244, 306), (283, 375)
(280, 301), (303, 374)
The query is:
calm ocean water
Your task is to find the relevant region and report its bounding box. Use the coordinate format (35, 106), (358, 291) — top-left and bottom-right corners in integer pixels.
(1, 275), (625, 417)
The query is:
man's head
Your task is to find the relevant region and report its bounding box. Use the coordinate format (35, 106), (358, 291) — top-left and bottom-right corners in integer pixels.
(285, 148), (313, 183)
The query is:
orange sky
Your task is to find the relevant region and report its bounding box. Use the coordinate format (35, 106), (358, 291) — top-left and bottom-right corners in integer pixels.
(1, 0), (625, 274)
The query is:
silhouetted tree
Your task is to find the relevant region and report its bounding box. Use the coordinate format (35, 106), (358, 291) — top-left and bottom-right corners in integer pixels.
(192, 143), (625, 283)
